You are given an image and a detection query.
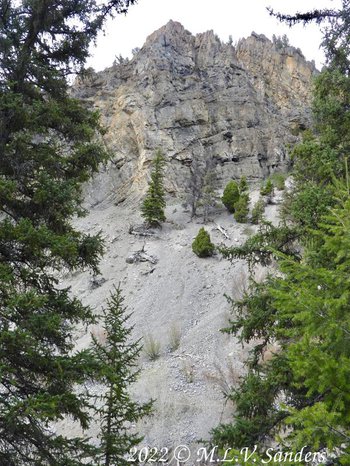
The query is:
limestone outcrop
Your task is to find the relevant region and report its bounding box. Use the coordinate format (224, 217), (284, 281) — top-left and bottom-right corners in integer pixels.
(73, 21), (316, 205)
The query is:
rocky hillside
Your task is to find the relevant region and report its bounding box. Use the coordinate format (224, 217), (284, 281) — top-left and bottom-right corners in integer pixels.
(57, 189), (281, 452)
(73, 21), (316, 206)
(59, 22), (317, 453)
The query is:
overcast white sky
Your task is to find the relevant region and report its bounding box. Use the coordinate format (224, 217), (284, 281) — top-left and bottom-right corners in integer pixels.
(87, 0), (342, 71)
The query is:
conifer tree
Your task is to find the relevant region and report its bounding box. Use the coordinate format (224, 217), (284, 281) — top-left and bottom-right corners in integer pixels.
(214, 190), (350, 463)
(192, 227), (215, 258)
(141, 150), (166, 227)
(212, 2), (350, 463)
(222, 180), (240, 213)
(251, 198), (265, 224)
(260, 178), (274, 196)
(0, 1), (136, 464)
(233, 193), (250, 223)
(93, 287), (152, 466)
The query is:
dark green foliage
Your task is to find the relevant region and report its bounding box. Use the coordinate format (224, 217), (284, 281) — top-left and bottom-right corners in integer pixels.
(212, 275), (294, 451)
(234, 193), (250, 223)
(141, 150), (166, 227)
(270, 173), (286, 190)
(313, 69), (350, 153)
(260, 179), (274, 196)
(291, 131), (342, 185)
(0, 0), (136, 464)
(213, 4), (350, 462)
(219, 222), (300, 270)
(217, 195), (350, 461)
(192, 227), (215, 258)
(92, 287), (152, 466)
(222, 180), (240, 213)
(250, 198), (265, 224)
(281, 181), (334, 230)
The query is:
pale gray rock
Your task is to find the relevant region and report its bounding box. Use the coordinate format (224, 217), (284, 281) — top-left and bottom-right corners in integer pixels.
(73, 21), (315, 206)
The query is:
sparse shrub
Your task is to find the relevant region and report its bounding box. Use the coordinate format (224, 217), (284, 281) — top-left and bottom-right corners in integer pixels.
(238, 176), (248, 193)
(251, 198), (265, 224)
(168, 323), (181, 352)
(204, 359), (239, 397)
(192, 227), (215, 257)
(270, 173), (286, 190)
(222, 180), (240, 213)
(260, 179), (274, 196)
(234, 193), (250, 223)
(143, 334), (161, 361)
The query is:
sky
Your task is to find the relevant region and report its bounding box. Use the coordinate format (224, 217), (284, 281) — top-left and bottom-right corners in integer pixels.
(87, 0), (342, 71)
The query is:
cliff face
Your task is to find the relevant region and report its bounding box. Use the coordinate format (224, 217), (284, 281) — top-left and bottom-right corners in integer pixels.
(73, 21), (316, 205)
(236, 32), (315, 126)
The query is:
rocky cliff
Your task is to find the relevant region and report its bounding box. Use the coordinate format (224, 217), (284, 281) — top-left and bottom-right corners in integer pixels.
(62, 23), (317, 449)
(73, 21), (316, 205)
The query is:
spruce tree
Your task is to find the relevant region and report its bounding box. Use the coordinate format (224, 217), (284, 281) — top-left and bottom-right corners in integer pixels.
(192, 227), (215, 258)
(212, 3), (350, 463)
(93, 287), (152, 466)
(233, 193), (250, 223)
(222, 180), (240, 213)
(141, 150), (166, 227)
(0, 1), (136, 464)
(214, 191), (350, 463)
(260, 178), (274, 196)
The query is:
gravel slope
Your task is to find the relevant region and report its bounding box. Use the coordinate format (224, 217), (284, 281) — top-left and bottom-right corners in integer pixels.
(56, 187), (280, 455)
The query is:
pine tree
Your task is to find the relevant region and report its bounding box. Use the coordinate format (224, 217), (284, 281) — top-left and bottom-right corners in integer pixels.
(93, 287), (152, 466)
(268, 2), (350, 72)
(192, 227), (215, 258)
(212, 3), (350, 463)
(233, 193), (250, 223)
(222, 180), (240, 213)
(214, 192), (350, 462)
(0, 1), (136, 464)
(141, 150), (166, 227)
(260, 179), (274, 196)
